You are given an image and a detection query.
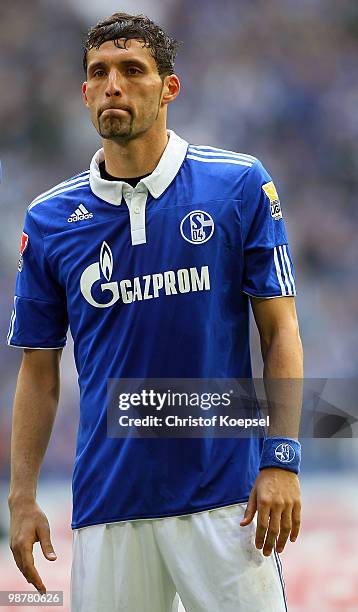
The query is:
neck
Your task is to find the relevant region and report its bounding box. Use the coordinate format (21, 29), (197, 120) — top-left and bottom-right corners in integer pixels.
(102, 126), (169, 179)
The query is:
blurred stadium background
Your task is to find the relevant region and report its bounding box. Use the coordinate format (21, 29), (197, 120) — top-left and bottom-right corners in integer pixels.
(1, 0), (358, 610)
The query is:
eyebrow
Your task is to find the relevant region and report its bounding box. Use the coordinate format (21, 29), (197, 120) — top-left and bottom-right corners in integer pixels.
(87, 58), (149, 73)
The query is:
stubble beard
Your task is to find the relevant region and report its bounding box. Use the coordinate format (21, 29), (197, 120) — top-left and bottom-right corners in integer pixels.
(98, 113), (134, 140)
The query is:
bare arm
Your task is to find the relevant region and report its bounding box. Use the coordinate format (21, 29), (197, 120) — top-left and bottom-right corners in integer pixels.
(240, 296), (304, 556)
(8, 348), (62, 593)
(252, 295), (303, 437)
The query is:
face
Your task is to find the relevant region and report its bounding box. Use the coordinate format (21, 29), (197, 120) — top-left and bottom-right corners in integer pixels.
(82, 39), (179, 141)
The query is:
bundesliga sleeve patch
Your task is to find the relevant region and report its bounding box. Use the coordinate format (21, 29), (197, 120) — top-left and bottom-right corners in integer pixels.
(262, 181), (283, 220)
(18, 231), (29, 272)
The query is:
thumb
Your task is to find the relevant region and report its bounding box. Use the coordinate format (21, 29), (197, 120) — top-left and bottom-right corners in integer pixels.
(38, 523), (57, 561)
(240, 488), (257, 526)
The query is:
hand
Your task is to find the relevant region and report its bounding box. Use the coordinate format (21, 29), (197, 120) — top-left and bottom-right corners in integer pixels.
(8, 498), (57, 593)
(240, 467), (301, 556)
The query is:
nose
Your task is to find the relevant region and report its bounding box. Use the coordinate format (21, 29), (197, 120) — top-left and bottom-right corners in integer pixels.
(105, 69), (123, 97)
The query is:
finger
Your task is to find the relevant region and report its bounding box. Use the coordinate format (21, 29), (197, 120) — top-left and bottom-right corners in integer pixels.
(276, 507), (292, 553)
(290, 502), (301, 542)
(262, 509), (281, 556)
(11, 547), (25, 575)
(255, 502), (270, 549)
(20, 546), (46, 593)
(37, 522), (57, 560)
(10, 539), (30, 576)
(240, 489), (257, 526)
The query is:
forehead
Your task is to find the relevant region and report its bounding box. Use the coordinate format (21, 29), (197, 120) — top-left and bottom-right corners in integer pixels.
(86, 39), (157, 70)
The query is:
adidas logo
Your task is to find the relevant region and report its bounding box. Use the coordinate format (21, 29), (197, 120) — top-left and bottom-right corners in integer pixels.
(68, 203), (93, 223)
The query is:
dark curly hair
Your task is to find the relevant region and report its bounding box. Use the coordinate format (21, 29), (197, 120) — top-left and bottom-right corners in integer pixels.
(83, 12), (181, 78)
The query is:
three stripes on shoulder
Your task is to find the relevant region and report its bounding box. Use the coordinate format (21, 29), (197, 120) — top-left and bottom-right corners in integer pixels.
(29, 171), (90, 209)
(187, 145), (257, 167)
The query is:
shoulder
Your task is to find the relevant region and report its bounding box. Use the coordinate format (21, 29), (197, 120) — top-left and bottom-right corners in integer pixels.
(186, 143), (258, 172)
(185, 143), (272, 197)
(27, 169), (90, 213)
(25, 169), (91, 233)
(186, 143), (273, 178)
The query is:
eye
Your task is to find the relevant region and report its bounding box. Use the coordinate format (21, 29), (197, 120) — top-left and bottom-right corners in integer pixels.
(127, 67), (141, 76)
(93, 69), (105, 78)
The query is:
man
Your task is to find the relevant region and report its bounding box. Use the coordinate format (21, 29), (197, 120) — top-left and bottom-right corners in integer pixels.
(7, 12), (303, 612)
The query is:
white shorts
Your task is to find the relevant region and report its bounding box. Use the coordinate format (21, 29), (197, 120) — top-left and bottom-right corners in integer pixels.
(71, 503), (287, 612)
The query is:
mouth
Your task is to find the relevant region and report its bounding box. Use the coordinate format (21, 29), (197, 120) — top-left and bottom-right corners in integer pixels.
(100, 108), (129, 116)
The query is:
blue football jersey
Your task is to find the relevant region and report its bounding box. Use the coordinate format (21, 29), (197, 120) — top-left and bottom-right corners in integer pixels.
(7, 130), (297, 528)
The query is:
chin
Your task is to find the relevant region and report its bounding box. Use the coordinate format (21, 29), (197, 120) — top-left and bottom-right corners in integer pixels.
(100, 120), (133, 139)
(100, 129), (133, 140)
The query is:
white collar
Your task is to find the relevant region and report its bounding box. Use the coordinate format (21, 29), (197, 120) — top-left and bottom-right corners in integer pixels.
(89, 129), (188, 205)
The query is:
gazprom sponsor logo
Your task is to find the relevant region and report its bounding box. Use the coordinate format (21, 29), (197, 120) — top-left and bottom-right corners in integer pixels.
(80, 242), (211, 308)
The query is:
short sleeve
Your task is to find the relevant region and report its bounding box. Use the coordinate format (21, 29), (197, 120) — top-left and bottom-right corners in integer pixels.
(241, 160), (297, 298)
(7, 211), (68, 348)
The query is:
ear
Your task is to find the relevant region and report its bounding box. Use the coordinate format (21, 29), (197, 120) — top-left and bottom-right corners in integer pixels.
(161, 74), (180, 106)
(82, 82), (89, 107)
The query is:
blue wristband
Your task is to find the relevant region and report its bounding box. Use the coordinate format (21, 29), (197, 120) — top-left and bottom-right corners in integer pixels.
(259, 437), (301, 474)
